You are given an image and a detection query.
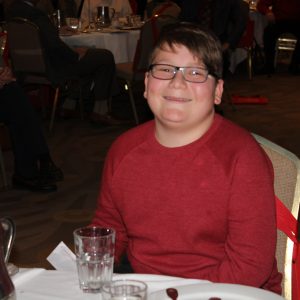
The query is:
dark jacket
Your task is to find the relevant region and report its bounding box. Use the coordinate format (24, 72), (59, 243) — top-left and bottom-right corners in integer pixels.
(6, 0), (78, 74)
(180, 0), (248, 49)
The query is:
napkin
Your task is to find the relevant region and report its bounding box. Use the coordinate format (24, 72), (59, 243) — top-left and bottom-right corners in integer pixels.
(12, 268), (45, 287)
(46, 241), (77, 272)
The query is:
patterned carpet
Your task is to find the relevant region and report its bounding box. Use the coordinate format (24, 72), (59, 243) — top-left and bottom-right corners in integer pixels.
(1, 63), (300, 269)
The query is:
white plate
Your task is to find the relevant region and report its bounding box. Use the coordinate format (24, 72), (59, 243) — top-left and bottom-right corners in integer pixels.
(148, 283), (284, 300)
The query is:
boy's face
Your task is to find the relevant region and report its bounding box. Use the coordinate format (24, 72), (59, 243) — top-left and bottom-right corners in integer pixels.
(144, 43), (223, 134)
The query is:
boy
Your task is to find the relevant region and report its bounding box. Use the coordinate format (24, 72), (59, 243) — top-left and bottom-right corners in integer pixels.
(92, 23), (282, 294)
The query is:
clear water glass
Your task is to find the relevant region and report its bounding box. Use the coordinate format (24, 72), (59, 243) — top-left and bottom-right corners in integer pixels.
(101, 279), (148, 300)
(73, 226), (115, 293)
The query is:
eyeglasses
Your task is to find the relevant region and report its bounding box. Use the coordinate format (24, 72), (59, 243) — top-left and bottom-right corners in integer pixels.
(148, 64), (212, 83)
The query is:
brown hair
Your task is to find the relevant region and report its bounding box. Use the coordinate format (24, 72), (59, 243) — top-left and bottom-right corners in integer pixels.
(149, 22), (223, 79)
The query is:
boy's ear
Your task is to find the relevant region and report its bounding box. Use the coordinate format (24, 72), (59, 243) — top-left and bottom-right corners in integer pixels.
(214, 79), (224, 105)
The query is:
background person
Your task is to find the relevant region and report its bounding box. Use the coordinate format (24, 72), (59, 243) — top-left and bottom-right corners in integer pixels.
(179, 0), (248, 76)
(91, 23), (282, 293)
(0, 64), (62, 192)
(6, 0), (121, 125)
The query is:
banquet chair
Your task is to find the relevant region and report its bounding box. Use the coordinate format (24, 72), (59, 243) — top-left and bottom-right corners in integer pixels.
(116, 15), (177, 124)
(0, 31), (9, 67)
(274, 33), (298, 68)
(6, 17), (84, 133)
(253, 133), (300, 300)
(236, 18), (255, 80)
(151, 1), (181, 18)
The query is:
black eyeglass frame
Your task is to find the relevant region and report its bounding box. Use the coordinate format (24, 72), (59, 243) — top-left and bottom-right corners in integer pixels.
(148, 63), (218, 83)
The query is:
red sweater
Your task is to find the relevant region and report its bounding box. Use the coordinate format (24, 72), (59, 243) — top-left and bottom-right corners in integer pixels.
(92, 114), (282, 294)
(257, 0), (300, 21)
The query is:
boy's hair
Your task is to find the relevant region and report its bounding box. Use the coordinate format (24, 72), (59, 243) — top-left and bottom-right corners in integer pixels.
(149, 22), (223, 79)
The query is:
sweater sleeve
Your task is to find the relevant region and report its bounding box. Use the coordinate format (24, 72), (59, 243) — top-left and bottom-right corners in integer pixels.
(91, 146), (128, 264)
(206, 138), (279, 290)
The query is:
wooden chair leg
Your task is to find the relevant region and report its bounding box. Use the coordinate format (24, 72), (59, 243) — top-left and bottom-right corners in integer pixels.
(248, 48), (253, 80)
(126, 80), (139, 125)
(49, 87), (60, 133)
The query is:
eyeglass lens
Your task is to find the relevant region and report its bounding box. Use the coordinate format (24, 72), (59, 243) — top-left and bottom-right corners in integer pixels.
(150, 64), (209, 83)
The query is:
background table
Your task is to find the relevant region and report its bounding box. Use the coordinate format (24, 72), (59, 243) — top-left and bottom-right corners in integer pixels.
(61, 29), (140, 64)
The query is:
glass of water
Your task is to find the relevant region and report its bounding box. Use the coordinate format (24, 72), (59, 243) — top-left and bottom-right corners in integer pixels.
(73, 226), (115, 293)
(101, 279), (148, 300)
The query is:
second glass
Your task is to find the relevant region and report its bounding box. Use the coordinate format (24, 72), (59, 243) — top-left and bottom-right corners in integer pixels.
(101, 279), (148, 300)
(73, 226), (115, 293)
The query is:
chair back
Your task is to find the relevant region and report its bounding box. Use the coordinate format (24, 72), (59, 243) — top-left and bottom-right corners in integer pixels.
(237, 18), (254, 49)
(253, 133), (300, 300)
(6, 17), (55, 85)
(152, 1), (181, 18)
(132, 14), (177, 77)
(275, 33), (298, 68)
(0, 31), (9, 66)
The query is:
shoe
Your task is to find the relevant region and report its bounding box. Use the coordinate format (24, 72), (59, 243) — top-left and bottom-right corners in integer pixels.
(12, 174), (57, 193)
(90, 113), (128, 126)
(39, 161), (64, 182)
(289, 64), (300, 75)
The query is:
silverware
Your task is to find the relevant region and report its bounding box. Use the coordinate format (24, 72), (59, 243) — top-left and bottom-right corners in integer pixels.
(166, 288), (178, 300)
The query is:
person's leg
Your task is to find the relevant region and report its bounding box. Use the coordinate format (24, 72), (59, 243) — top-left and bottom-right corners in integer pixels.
(0, 82), (59, 191)
(263, 22), (281, 73)
(74, 48), (122, 124)
(0, 82), (45, 177)
(77, 48), (116, 108)
(285, 20), (300, 74)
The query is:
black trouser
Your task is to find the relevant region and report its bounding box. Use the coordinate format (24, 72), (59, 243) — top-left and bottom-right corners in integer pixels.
(67, 48), (118, 104)
(0, 82), (50, 178)
(263, 20), (300, 71)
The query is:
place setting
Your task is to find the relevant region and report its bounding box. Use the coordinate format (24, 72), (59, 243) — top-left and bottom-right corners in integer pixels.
(2, 223), (285, 300)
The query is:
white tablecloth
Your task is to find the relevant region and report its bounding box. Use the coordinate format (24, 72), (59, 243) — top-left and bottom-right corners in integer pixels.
(12, 268), (285, 300)
(60, 29), (139, 64)
(12, 269), (207, 299)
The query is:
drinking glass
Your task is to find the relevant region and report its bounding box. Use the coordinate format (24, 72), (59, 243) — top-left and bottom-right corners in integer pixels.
(66, 17), (79, 30)
(95, 15), (104, 31)
(73, 226), (115, 293)
(101, 279), (148, 300)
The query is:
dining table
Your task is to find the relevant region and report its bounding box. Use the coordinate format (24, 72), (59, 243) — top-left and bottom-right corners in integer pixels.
(12, 268), (285, 300)
(60, 28), (140, 64)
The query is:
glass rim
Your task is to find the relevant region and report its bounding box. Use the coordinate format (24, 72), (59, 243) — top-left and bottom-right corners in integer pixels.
(73, 226), (115, 238)
(102, 279), (148, 293)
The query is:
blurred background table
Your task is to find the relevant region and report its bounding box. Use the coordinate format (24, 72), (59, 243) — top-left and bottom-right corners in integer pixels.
(60, 29), (140, 63)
